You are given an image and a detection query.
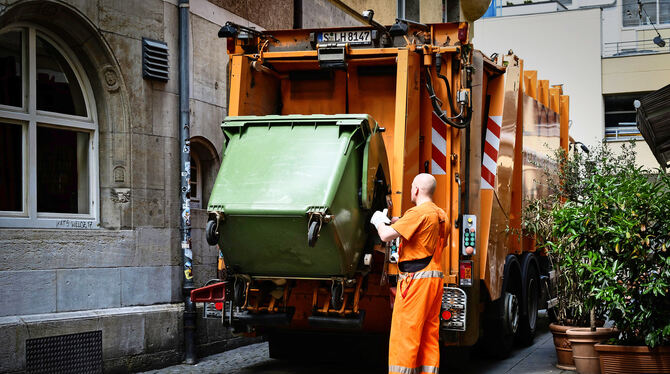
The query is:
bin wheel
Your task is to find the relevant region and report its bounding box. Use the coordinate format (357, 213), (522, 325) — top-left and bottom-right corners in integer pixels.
(331, 282), (343, 310)
(308, 220), (319, 247)
(206, 219), (219, 246)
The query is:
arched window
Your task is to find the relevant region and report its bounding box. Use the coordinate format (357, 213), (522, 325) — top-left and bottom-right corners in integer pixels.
(0, 25), (98, 228)
(190, 153), (202, 209)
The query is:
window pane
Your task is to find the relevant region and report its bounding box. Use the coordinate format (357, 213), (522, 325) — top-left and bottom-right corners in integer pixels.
(36, 36), (87, 116)
(0, 31), (22, 107)
(622, 0), (658, 26)
(0, 122), (23, 211)
(37, 126), (89, 214)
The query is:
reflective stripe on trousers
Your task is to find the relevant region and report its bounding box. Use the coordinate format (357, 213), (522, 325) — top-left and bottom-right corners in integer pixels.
(388, 364), (439, 374)
(399, 270), (443, 280)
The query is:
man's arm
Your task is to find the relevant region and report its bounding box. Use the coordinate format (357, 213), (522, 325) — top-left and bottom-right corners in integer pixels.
(370, 210), (402, 242)
(377, 224), (401, 242)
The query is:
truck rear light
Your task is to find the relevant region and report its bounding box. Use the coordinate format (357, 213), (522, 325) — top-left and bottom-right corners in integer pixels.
(441, 287), (467, 332)
(459, 260), (473, 287)
(215, 302), (224, 310)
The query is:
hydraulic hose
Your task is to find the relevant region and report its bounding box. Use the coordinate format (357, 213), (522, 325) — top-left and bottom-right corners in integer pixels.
(425, 66), (469, 129)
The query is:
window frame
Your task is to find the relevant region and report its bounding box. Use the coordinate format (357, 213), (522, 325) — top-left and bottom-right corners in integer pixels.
(0, 24), (99, 229)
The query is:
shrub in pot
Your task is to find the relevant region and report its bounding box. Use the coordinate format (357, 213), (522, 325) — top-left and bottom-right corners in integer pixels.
(578, 145), (670, 373)
(521, 148), (609, 371)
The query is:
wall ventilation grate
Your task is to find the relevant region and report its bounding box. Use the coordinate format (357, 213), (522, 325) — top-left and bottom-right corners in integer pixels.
(26, 330), (103, 374)
(142, 38), (169, 81)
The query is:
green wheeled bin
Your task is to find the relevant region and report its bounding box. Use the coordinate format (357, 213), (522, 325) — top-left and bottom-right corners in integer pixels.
(206, 114), (390, 279)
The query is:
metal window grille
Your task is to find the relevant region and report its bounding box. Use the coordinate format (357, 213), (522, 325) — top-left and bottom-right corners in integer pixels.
(142, 38), (169, 81)
(25, 330), (102, 374)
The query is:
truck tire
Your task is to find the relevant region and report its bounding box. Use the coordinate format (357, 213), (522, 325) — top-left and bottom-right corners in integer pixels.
(517, 254), (539, 346)
(483, 255), (521, 359)
(483, 291), (518, 359)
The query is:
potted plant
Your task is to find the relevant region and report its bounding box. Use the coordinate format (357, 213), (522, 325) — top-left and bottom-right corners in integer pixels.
(521, 148), (611, 372)
(580, 145), (670, 374)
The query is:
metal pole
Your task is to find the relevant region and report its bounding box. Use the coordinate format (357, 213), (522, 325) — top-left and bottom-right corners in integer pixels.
(178, 0), (197, 365)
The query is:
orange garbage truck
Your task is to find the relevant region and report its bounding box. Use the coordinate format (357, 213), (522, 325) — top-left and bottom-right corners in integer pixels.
(191, 19), (570, 359)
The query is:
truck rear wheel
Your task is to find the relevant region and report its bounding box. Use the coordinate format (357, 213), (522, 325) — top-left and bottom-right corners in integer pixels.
(483, 291), (518, 359)
(517, 257), (539, 346)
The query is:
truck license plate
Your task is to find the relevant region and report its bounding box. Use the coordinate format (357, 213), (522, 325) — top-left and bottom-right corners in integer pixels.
(318, 30), (371, 45)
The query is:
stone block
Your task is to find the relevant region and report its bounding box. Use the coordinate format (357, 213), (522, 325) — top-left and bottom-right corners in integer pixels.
(56, 268), (121, 312)
(62, 0), (99, 25)
(152, 90), (179, 138)
(189, 99), (225, 157)
(0, 270), (56, 317)
(100, 31), (153, 135)
(120, 266), (173, 306)
(161, 1), (179, 95)
(144, 305), (180, 353)
(163, 136), (181, 230)
(0, 317), (28, 372)
(131, 188), (166, 228)
(22, 311), (101, 340)
(135, 227), (180, 267)
(170, 266), (183, 302)
(0, 229), (136, 271)
(131, 133), (166, 190)
(100, 187), (122, 229)
(99, 0), (164, 41)
(101, 311), (145, 359)
(191, 16), (228, 108)
(193, 264), (217, 289)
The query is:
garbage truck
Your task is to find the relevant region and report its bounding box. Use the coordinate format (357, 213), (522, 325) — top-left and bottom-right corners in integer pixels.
(190, 17), (571, 359)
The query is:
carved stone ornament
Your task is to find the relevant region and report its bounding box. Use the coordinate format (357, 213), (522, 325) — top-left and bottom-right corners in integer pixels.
(101, 64), (120, 92)
(110, 188), (131, 204)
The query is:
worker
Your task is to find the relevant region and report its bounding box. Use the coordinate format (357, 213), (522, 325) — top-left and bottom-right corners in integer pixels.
(370, 173), (448, 374)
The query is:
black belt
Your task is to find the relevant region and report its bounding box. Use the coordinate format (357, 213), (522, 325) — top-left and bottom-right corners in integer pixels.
(398, 256), (432, 273)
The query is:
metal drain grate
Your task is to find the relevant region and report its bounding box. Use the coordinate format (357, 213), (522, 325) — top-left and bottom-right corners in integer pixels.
(26, 330), (102, 374)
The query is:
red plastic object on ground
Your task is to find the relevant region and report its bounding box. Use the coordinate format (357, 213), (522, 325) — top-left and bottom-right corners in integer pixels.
(190, 282), (226, 303)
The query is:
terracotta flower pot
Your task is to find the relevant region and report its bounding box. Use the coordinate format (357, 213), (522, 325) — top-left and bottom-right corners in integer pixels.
(594, 343), (670, 374)
(550, 323), (578, 370)
(566, 327), (617, 374)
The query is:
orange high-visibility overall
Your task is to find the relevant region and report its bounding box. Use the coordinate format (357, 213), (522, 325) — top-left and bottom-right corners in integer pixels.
(388, 201), (448, 374)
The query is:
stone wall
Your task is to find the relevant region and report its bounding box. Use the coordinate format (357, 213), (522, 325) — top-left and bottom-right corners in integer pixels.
(0, 0), (286, 372)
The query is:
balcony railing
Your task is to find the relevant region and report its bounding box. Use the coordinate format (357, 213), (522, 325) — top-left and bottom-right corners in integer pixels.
(603, 38), (670, 58)
(605, 124), (643, 141)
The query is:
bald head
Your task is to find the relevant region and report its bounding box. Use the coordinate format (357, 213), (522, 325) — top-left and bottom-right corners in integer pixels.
(413, 173), (437, 198)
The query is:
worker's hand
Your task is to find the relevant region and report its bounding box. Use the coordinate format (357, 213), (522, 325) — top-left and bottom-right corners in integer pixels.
(370, 209), (391, 228)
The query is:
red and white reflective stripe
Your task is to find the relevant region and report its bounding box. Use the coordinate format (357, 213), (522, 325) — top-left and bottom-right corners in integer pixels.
(431, 112), (447, 175)
(481, 115), (502, 189)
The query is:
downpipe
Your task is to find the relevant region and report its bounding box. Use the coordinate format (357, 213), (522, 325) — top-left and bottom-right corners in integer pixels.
(178, 0), (197, 365)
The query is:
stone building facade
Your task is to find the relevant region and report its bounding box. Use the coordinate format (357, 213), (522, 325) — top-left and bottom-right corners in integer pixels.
(0, 0), (361, 372)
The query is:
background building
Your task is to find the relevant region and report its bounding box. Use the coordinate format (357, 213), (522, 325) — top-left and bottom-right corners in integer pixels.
(475, 0), (670, 167)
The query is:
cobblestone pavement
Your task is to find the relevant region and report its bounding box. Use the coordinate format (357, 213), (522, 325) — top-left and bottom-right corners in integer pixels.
(140, 315), (575, 374)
